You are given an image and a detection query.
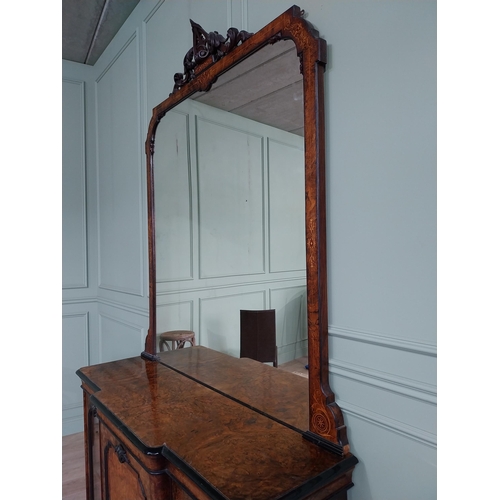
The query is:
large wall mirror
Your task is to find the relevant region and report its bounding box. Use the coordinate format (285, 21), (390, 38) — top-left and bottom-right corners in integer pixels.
(143, 5), (349, 454)
(154, 39), (306, 362)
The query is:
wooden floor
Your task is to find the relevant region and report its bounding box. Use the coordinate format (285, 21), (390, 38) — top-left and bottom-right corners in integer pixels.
(62, 431), (86, 500)
(62, 356), (308, 499)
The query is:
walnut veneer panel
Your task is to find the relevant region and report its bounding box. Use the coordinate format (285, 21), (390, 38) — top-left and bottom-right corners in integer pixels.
(78, 354), (355, 500)
(157, 346), (309, 430)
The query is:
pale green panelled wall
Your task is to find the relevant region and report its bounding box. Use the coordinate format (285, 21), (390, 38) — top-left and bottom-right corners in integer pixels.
(62, 1), (436, 499)
(154, 99), (307, 361)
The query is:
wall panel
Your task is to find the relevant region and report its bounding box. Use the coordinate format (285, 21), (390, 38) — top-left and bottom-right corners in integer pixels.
(98, 312), (146, 363)
(330, 327), (437, 388)
(154, 109), (193, 282)
(62, 79), (88, 289)
(96, 32), (144, 296)
(197, 118), (265, 278)
(155, 99), (307, 364)
(341, 410), (436, 500)
(268, 138), (305, 273)
(62, 312), (89, 435)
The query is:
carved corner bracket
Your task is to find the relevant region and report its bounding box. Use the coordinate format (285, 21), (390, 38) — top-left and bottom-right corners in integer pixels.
(173, 21), (253, 93)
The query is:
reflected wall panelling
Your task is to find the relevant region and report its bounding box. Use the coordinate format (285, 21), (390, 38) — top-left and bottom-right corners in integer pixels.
(268, 138), (305, 273)
(98, 312), (147, 363)
(154, 109), (193, 282)
(196, 117), (265, 279)
(154, 100), (307, 364)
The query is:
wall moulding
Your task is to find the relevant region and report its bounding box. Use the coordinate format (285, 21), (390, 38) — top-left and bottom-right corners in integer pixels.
(97, 297), (149, 317)
(337, 399), (437, 448)
(329, 325), (437, 357)
(329, 359), (437, 405)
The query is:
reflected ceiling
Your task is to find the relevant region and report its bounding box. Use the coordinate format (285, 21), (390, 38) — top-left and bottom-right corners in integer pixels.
(193, 40), (304, 136)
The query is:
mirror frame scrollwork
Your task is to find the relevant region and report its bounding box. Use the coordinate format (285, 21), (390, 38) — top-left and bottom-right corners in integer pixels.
(142, 5), (349, 455)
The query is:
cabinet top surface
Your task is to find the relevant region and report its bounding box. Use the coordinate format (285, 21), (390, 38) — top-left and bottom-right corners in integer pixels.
(77, 347), (356, 500)
(157, 346), (309, 431)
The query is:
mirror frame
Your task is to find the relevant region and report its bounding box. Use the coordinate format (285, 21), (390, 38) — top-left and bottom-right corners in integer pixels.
(142, 4), (349, 454)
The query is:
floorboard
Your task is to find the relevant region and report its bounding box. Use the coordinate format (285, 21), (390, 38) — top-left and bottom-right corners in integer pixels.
(62, 431), (86, 499)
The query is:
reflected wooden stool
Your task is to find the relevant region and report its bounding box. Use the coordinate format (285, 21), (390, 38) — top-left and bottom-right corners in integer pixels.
(159, 330), (196, 352)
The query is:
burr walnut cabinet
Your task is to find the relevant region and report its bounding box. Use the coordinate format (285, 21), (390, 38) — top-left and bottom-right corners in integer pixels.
(78, 348), (357, 499)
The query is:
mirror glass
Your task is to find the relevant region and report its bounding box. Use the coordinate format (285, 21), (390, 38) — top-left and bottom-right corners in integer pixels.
(152, 40), (308, 370)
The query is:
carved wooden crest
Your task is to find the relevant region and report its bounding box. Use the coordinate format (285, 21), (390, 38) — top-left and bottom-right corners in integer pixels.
(173, 20), (253, 92)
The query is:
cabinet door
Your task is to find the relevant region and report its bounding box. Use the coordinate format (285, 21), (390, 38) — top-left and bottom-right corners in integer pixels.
(99, 425), (163, 500)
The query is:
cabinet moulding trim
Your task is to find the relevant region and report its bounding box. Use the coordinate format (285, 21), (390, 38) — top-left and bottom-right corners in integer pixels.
(329, 359), (437, 405)
(329, 326), (437, 357)
(337, 399), (437, 448)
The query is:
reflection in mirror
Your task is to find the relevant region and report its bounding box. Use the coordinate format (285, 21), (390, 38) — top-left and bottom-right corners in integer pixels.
(153, 39), (308, 369)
